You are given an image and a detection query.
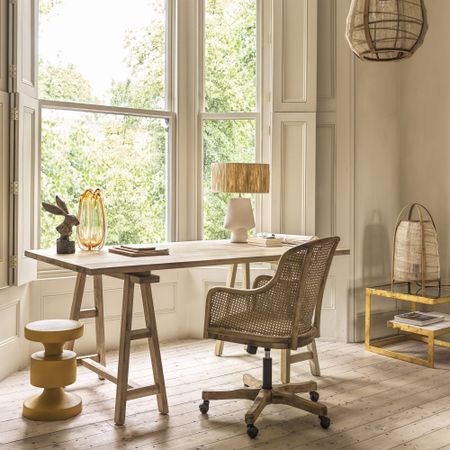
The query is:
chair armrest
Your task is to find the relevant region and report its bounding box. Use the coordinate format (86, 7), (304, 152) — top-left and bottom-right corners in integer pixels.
(207, 285), (264, 313)
(252, 275), (272, 289)
(204, 283), (273, 337)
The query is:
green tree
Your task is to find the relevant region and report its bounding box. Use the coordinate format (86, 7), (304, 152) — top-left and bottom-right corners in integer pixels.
(40, 0), (168, 248)
(39, 62), (96, 102)
(202, 0), (257, 239)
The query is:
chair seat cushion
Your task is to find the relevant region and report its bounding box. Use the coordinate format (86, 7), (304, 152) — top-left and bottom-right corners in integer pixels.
(208, 311), (317, 349)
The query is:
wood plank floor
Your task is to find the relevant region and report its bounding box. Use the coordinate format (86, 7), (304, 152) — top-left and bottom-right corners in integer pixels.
(1, 339), (450, 449)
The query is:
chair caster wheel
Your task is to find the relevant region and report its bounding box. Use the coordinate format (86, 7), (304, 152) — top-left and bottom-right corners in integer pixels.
(199, 400), (209, 414)
(309, 391), (319, 402)
(246, 345), (258, 354)
(247, 424), (259, 438)
(319, 415), (330, 429)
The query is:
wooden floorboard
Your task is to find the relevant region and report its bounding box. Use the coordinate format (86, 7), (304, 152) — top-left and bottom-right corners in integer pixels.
(1, 339), (450, 449)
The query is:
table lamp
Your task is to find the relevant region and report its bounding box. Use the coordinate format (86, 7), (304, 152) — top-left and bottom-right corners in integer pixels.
(211, 163), (270, 243)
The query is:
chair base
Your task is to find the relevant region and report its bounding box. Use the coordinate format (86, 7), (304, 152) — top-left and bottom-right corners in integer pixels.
(23, 387), (82, 421)
(200, 374), (329, 438)
(280, 340), (321, 384)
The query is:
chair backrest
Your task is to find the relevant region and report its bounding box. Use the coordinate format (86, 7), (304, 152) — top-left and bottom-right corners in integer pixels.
(260, 236), (339, 349)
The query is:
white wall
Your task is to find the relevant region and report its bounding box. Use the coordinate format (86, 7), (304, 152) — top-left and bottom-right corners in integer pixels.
(28, 270), (188, 356)
(399, 0), (450, 284)
(315, 0), (403, 342)
(315, 0), (353, 341)
(353, 60), (402, 340)
(352, 0), (450, 335)
(0, 286), (30, 380)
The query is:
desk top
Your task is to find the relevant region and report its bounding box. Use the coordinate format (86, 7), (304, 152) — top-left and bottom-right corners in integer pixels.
(26, 239), (350, 276)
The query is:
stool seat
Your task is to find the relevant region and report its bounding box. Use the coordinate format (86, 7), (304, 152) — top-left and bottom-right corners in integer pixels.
(25, 319), (84, 343)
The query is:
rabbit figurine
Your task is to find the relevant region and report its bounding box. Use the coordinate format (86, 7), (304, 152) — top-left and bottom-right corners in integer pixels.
(42, 196), (80, 254)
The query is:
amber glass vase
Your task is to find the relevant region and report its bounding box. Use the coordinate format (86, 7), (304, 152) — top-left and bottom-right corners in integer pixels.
(77, 188), (107, 251)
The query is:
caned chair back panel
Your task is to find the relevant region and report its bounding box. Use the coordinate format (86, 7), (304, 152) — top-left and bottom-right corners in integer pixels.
(291, 238), (339, 347)
(205, 237), (339, 350)
(254, 247), (308, 324)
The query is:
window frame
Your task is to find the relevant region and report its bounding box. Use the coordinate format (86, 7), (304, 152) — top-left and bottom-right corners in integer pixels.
(197, 0), (263, 239)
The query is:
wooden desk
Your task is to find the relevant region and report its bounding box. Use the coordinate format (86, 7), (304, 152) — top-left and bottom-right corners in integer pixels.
(26, 240), (349, 424)
(366, 283), (450, 368)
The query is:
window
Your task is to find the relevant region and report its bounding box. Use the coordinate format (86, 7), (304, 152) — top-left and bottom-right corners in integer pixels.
(38, 0), (173, 246)
(201, 0), (259, 240)
(37, 0), (260, 249)
(6, 0), (320, 286)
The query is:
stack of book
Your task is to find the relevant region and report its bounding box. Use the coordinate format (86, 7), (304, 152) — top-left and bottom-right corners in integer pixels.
(247, 233), (316, 247)
(276, 234), (317, 245)
(109, 244), (169, 257)
(393, 311), (444, 326)
(247, 236), (284, 247)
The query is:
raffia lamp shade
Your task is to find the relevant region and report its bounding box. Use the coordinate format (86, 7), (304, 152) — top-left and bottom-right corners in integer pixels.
(211, 163), (270, 194)
(392, 203), (440, 289)
(346, 0), (428, 61)
(211, 163), (270, 243)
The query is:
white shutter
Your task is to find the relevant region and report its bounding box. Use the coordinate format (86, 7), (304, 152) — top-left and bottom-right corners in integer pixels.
(10, 92), (39, 285)
(9, 0), (39, 285)
(12, 0), (38, 96)
(0, 91), (8, 289)
(272, 0), (317, 112)
(270, 0), (318, 237)
(0, 0), (7, 92)
(271, 113), (316, 236)
(0, 0), (8, 288)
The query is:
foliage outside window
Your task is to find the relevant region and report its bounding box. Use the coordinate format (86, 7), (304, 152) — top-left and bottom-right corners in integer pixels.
(39, 0), (168, 248)
(202, 0), (258, 240)
(39, 0), (258, 247)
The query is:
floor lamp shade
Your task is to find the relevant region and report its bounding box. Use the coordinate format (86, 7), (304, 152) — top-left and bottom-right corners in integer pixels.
(346, 0), (428, 61)
(211, 163), (270, 243)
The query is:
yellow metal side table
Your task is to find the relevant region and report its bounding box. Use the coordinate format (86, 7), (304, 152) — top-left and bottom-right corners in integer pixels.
(365, 283), (450, 368)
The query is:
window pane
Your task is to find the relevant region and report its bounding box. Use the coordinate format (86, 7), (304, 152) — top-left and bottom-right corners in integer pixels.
(39, 0), (166, 110)
(204, 0), (257, 112)
(40, 109), (167, 248)
(203, 119), (256, 240)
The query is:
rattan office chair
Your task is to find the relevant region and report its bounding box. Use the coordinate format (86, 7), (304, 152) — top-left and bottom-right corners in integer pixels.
(199, 237), (339, 438)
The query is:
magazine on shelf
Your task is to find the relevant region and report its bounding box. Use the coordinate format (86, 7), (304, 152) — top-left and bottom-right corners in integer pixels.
(393, 311), (445, 326)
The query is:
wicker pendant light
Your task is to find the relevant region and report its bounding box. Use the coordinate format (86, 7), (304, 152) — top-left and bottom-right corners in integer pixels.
(346, 0), (428, 61)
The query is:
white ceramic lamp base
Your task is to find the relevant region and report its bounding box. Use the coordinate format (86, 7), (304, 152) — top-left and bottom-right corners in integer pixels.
(224, 197), (255, 243)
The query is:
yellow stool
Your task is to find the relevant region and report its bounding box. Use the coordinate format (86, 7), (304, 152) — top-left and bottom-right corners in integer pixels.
(23, 319), (84, 421)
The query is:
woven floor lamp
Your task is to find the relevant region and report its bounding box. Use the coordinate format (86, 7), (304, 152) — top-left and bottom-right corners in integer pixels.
(211, 163), (269, 243)
(346, 0), (428, 61)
